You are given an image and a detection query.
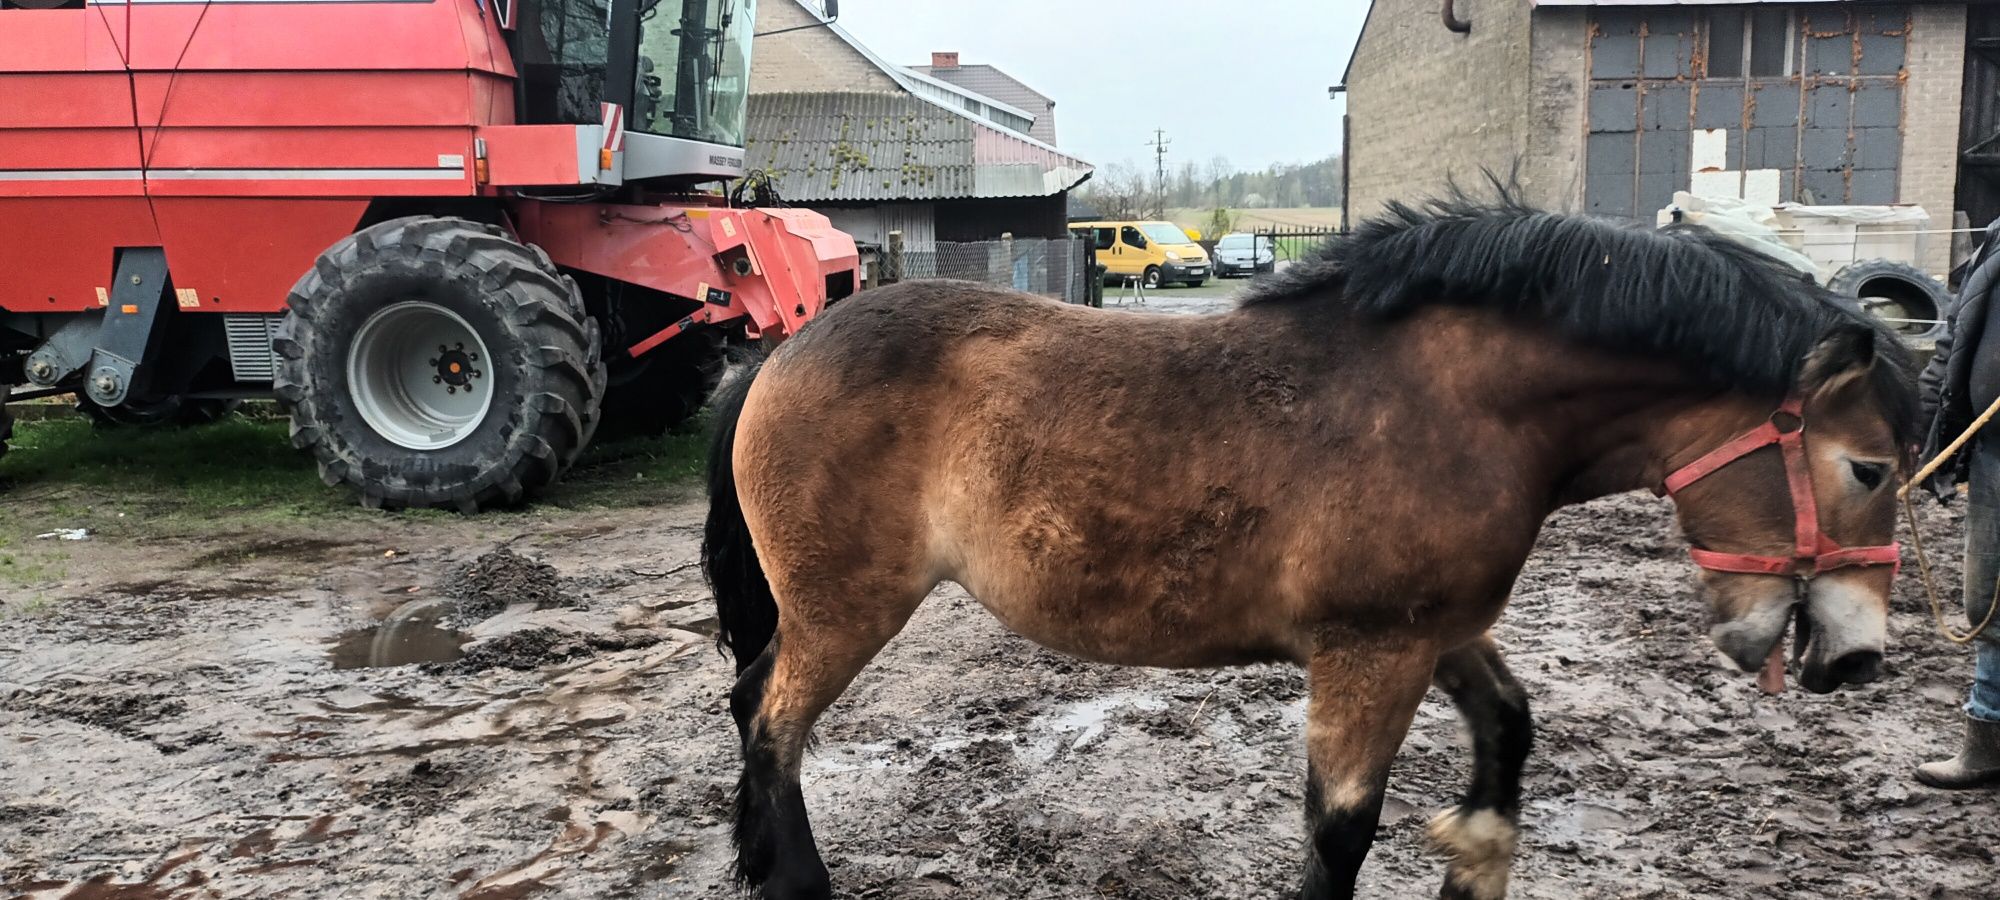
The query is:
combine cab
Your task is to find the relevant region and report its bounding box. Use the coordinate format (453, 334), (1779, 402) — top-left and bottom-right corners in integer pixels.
(0, 0), (856, 510)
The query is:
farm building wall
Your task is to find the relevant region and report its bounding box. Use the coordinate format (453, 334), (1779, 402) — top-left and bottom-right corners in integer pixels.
(809, 197), (1068, 250)
(1904, 3), (1966, 275)
(1343, 0), (1541, 221)
(1346, 1), (1966, 275)
(1520, 8), (1591, 214)
(751, 0), (902, 93)
(934, 195), (1071, 242)
(820, 202), (939, 252)
(1576, 2), (1962, 274)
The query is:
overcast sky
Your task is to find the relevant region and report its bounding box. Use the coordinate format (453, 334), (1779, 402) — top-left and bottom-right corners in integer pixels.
(827, 0), (1367, 174)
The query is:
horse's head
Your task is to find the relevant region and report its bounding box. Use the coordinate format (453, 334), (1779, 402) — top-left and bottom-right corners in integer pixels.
(1664, 324), (1909, 695)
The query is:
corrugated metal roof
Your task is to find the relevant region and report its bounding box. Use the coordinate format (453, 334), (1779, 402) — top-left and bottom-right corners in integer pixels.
(745, 92), (1091, 202)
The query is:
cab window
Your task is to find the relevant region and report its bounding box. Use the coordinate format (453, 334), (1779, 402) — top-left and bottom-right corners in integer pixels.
(1120, 226), (1147, 249)
(514, 0), (614, 126)
(1140, 223), (1191, 245)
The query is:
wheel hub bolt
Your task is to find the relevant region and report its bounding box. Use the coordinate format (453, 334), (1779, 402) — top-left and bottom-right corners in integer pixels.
(434, 346), (477, 388)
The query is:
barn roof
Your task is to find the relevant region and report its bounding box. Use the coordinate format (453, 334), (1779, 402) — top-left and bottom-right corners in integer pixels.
(745, 92), (1093, 203)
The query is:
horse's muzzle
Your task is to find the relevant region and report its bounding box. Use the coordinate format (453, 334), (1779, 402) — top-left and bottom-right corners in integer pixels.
(1799, 648), (1884, 694)
(1709, 600), (1794, 673)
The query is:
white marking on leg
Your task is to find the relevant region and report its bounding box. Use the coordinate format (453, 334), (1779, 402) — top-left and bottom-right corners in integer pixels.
(1428, 807), (1518, 900)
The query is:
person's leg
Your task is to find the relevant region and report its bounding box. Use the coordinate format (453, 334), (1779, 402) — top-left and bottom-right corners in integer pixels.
(1960, 435), (2000, 724)
(1916, 437), (2000, 788)
(1970, 640), (2000, 722)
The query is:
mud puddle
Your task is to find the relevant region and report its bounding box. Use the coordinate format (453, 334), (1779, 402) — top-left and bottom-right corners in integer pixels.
(328, 598), (469, 670)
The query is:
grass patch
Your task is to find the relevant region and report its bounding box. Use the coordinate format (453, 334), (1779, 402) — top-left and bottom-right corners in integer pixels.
(0, 409), (715, 545)
(537, 421), (711, 509)
(1, 415), (343, 512)
(0, 592), (56, 620)
(0, 532), (68, 587)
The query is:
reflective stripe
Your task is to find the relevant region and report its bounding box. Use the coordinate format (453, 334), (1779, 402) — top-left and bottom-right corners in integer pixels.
(0, 170), (143, 181)
(149, 168), (465, 181)
(600, 103), (626, 152)
(97, 0), (433, 5)
(0, 167), (463, 181)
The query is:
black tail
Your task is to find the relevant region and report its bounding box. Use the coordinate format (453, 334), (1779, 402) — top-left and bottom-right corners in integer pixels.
(702, 354), (778, 676)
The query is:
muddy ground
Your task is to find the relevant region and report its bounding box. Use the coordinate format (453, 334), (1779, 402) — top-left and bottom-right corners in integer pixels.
(2, 476), (1997, 899)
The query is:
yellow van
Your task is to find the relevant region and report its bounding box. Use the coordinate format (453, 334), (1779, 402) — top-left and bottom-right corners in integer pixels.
(1069, 220), (1210, 288)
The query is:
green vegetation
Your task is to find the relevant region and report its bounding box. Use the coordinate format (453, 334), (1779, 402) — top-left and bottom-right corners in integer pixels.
(0, 408), (714, 585)
(0, 414), (344, 516)
(0, 530), (67, 588)
(1078, 155), (1343, 220)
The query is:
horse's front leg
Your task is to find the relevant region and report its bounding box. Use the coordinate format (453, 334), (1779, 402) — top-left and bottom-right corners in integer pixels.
(1300, 634), (1439, 899)
(1428, 635), (1533, 900)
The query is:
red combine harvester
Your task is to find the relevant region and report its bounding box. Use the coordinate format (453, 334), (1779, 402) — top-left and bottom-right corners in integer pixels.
(0, 0), (857, 510)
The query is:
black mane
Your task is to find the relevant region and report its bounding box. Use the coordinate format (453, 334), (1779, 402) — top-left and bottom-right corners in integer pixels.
(1244, 194), (1918, 446)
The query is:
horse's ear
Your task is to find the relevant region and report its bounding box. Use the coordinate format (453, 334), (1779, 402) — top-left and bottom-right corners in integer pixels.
(1798, 323), (1877, 402)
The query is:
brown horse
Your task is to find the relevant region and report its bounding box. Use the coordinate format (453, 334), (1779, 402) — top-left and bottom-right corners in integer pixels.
(701, 198), (1917, 899)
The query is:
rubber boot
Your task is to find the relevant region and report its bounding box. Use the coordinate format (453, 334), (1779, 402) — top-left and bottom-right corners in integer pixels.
(1915, 716), (2000, 789)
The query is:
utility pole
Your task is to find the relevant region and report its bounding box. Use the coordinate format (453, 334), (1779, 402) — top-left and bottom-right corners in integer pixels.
(1145, 129), (1170, 218)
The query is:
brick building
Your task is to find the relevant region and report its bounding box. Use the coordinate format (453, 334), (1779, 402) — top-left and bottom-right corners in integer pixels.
(1342, 0), (1984, 274)
(909, 52), (1061, 146)
(745, 0), (1091, 252)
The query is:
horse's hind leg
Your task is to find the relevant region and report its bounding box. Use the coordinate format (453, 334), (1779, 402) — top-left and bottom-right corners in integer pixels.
(1428, 635), (1533, 900)
(731, 584), (926, 900)
(1300, 635), (1439, 900)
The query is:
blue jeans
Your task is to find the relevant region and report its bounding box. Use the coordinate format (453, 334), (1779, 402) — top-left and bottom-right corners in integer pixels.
(1964, 442), (2000, 722)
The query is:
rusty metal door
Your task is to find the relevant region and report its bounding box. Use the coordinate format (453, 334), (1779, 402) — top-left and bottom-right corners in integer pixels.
(1586, 5), (1909, 219)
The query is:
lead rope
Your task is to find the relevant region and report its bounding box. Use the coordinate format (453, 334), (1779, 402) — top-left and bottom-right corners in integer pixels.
(1899, 393), (2000, 643)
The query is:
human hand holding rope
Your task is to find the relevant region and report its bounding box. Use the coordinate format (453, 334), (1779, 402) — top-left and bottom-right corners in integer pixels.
(1900, 393), (2000, 643)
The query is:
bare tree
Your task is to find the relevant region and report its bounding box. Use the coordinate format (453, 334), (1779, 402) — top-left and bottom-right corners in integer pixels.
(1174, 161), (1201, 210)
(1080, 162), (1149, 220)
(1205, 156), (1234, 207)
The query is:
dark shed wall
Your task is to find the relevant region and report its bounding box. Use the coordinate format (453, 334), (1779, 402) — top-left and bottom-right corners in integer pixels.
(934, 195), (1070, 241)
(1961, 5), (2000, 229)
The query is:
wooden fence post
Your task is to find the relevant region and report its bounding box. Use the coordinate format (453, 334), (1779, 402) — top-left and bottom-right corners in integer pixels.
(885, 230), (904, 285)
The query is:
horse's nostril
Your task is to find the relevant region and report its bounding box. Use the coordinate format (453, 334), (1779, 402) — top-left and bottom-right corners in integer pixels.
(1828, 650), (1884, 686)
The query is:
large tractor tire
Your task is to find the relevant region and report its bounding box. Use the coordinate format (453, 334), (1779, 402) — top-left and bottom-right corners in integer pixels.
(77, 396), (240, 428)
(1828, 259), (1951, 341)
(273, 217), (606, 512)
(596, 327), (726, 439)
(0, 403), (13, 466)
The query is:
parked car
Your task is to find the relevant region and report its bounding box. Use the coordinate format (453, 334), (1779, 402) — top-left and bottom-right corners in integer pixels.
(1070, 220), (1209, 287)
(1213, 232), (1276, 277)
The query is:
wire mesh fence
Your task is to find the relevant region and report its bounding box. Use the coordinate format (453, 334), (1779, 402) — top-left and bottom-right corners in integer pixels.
(893, 237), (1093, 304)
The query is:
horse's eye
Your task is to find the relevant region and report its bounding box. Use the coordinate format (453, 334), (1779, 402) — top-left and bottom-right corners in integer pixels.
(1849, 460), (1887, 491)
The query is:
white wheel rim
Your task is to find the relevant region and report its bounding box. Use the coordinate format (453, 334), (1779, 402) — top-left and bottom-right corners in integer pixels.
(346, 301), (495, 450)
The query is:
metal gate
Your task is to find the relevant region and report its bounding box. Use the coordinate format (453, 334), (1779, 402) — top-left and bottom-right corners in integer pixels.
(1251, 226), (1342, 265)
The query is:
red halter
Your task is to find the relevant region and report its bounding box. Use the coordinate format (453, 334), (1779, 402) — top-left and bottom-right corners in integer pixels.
(1661, 396), (1901, 578)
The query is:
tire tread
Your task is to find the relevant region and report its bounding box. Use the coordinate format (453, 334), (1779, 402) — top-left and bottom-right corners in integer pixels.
(274, 216), (605, 512)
